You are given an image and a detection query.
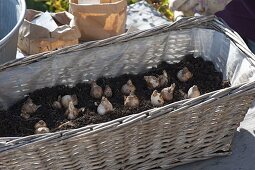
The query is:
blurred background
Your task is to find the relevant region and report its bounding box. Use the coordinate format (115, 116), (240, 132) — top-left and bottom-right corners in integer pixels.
(25, 0), (173, 20)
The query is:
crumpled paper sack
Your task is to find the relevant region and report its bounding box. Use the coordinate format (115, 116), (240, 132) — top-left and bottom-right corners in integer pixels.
(18, 9), (81, 55)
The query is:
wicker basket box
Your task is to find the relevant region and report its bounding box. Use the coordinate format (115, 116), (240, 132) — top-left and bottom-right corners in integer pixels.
(0, 16), (255, 169)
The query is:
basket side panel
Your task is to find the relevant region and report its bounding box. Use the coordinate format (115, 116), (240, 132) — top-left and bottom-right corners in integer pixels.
(0, 29), (194, 110)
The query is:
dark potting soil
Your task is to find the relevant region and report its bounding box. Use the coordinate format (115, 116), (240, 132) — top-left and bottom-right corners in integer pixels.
(0, 55), (230, 137)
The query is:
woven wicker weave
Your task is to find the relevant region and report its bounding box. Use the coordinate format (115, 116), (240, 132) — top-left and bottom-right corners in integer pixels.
(1, 16), (255, 169)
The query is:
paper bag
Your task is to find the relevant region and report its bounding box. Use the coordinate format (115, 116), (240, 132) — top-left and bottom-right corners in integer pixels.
(18, 9), (81, 55)
(69, 0), (127, 41)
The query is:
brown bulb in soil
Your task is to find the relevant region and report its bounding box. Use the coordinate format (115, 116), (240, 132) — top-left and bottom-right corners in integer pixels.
(121, 79), (136, 95)
(104, 85), (113, 98)
(21, 98), (40, 119)
(188, 85), (201, 98)
(144, 75), (159, 89)
(161, 83), (176, 101)
(124, 92), (140, 108)
(177, 67), (193, 82)
(90, 81), (103, 99)
(151, 90), (164, 106)
(52, 95), (62, 109)
(65, 101), (85, 120)
(158, 70), (168, 87)
(34, 120), (49, 134)
(61, 95), (78, 109)
(97, 97), (113, 115)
